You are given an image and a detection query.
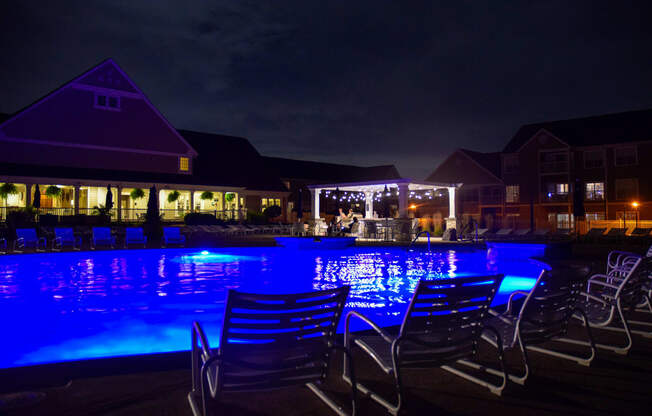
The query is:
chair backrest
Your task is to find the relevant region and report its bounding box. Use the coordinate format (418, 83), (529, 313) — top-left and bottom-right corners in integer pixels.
(517, 267), (587, 345)
(477, 228), (489, 235)
(631, 228), (652, 236)
(217, 286), (350, 392)
(163, 227), (181, 239)
(93, 227), (111, 241)
(398, 275), (503, 350)
(16, 228), (37, 241)
(126, 227), (144, 240)
(515, 229), (530, 236)
(533, 229), (549, 236)
(496, 228), (512, 235)
(646, 245), (652, 258)
(606, 250), (641, 278)
(615, 256), (648, 309)
(55, 227), (74, 241)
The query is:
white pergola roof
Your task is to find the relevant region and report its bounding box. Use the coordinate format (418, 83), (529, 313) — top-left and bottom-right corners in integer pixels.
(307, 178), (461, 192)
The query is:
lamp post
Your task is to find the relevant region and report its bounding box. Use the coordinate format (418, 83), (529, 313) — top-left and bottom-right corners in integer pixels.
(632, 201), (639, 228)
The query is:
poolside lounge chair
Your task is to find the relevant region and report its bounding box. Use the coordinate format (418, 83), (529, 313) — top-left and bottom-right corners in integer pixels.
(53, 227), (82, 250)
(513, 228), (531, 239)
(163, 227), (186, 247)
(0, 237), (6, 254)
(628, 227), (652, 242)
(125, 227), (147, 248)
(532, 229), (550, 240)
(584, 227), (607, 242)
(189, 286), (356, 416)
(559, 252), (647, 355)
(343, 275), (507, 415)
(493, 228), (513, 239)
(603, 227), (626, 241)
(485, 268), (596, 385)
(14, 228), (47, 252)
(92, 227), (115, 249)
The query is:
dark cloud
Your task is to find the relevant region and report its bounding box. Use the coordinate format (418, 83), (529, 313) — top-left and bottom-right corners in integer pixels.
(2, 1), (652, 179)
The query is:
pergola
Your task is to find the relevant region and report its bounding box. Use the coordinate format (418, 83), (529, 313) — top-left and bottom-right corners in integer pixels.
(307, 178), (462, 223)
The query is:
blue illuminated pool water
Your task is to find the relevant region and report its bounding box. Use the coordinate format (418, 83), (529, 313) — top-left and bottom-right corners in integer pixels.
(0, 244), (547, 369)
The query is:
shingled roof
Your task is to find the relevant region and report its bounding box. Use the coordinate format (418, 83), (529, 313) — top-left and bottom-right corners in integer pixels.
(503, 108), (652, 153)
(262, 156), (402, 183)
(179, 130), (288, 192)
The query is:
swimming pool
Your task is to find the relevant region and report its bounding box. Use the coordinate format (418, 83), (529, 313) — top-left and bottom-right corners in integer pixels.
(0, 244), (547, 369)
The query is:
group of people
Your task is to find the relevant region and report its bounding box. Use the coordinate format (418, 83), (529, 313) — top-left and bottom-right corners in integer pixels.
(327, 208), (360, 236)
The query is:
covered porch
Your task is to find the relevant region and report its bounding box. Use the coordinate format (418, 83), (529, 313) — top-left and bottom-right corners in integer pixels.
(307, 179), (461, 240)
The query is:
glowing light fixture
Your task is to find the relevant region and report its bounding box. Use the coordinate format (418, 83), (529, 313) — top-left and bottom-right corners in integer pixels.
(632, 201), (639, 208)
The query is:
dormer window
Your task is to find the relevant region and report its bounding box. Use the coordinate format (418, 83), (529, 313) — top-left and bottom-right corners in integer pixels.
(94, 93), (121, 111)
(179, 156), (190, 172)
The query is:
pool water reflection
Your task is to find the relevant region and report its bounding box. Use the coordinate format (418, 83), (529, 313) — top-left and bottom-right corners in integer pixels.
(0, 245), (546, 368)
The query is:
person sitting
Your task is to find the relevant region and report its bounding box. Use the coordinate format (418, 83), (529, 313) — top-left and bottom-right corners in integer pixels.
(327, 217), (340, 236)
(343, 217), (360, 235)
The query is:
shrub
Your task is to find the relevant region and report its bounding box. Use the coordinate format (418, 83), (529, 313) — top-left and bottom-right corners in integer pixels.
(6, 206), (37, 228)
(263, 205), (282, 219)
(184, 212), (218, 225)
(247, 210), (267, 225)
(39, 213), (59, 227)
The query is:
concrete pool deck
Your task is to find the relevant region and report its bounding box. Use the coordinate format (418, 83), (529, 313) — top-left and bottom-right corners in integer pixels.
(3, 323), (651, 416)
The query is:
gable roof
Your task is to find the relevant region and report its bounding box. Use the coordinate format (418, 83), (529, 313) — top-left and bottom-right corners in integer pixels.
(0, 58), (197, 157)
(179, 129), (288, 192)
(504, 109), (652, 152)
(426, 148), (502, 185)
(262, 156), (402, 183)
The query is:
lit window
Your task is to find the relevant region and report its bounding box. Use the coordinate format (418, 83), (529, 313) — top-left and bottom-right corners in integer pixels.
(586, 212), (605, 221)
(506, 185), (519, 203)
(584, 150), (604, 169)
(585, 182), (604, 200)
(614, 146), (637, 166)
(179, 157), (189, 172)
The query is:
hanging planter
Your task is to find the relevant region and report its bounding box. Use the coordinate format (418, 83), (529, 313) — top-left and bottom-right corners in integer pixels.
(45, 185), (62, 198)
(200, 191), (214, 200)
(225, 192), (235, 203)
(0, 183), (18, 202)
(167, 190), (181, 203)
(130, 188), (145, 201)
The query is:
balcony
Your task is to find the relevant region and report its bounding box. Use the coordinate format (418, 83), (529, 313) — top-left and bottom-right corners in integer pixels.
(540, 161), (569, 174)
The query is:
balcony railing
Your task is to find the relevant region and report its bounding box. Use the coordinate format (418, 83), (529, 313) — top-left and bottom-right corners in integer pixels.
(543, 193), (569, 203)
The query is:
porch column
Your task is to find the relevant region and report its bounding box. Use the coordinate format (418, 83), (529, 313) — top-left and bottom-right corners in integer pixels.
(26, 184), (32, 206)
(310, 188), (321, 220)
(73, 185), (80, 215)
(398, 183), (409, 218)
(190, 191), (195, 213)
(447, 187), (457, 219)
(364, 192), (374, 219)
(117, 185), (122, 222)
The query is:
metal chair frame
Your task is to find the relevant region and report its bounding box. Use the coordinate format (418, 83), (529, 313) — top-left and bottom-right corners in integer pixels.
(343, 275), (507, 415)
(189, 286), (357, 416)
(485, 269), (596, 385)
(124, 227), (147, 248)
(559, 252), (646, 355)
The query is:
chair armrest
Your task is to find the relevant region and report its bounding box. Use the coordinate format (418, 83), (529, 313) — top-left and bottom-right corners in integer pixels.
(580, 291), (610, 306)
(587, 279), (620, 290)
(345, 310), (394, 344)
(191, 321), (213, 360)
(506, 290), (529, 315)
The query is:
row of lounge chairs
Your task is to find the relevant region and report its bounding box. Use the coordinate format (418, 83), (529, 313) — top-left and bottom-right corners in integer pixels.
(1, 227), (185, 253)
(460, 226), (652, 242)
(189, 246), (652, 415)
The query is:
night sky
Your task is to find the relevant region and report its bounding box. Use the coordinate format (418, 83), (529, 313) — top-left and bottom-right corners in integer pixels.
(2, 1), (652, 179)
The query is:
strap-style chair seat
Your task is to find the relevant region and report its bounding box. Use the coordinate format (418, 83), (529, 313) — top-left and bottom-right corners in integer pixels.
(125, 227), (147, 248)
(343, 275), (506, 415)
(92, 227), (115, 249)
(53, 227), (82, 250)
(14, 228), (47, 252)
(559, 252), (648, 355)
(485, 267), (596, 385)
(163, 227), (186, 247)
(189, 286), (356, 416)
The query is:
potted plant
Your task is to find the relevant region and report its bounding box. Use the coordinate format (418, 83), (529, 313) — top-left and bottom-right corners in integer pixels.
(200, 191), (214, 201)
(45, 185), (62, 199)
(167, 190), (180, 203)
(130, 188), (146, 205)
(0, 183), (19, 207)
